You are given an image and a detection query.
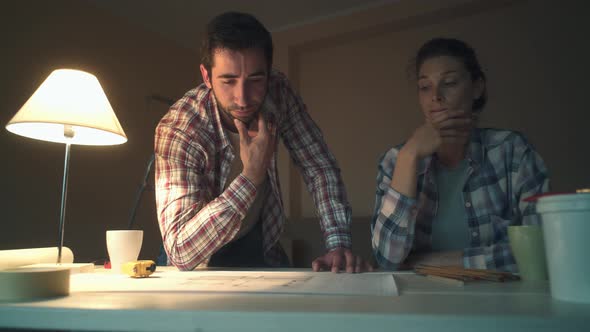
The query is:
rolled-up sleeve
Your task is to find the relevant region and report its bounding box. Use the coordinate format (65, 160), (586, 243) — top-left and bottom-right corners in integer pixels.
(155, 112), (256, 271)
(371, 150), (419, 269)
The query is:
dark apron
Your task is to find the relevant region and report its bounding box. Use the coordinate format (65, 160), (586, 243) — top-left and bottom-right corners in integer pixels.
(208, 220), (290, 268)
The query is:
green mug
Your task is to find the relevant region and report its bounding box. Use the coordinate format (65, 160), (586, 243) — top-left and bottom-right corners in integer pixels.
(508, 225), (548, 281)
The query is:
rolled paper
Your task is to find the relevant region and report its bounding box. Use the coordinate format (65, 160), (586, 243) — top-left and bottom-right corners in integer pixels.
(0, 247), (74, 270)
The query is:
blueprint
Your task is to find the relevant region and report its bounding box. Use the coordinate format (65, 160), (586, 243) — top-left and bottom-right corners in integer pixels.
(70, 269), (398, 296)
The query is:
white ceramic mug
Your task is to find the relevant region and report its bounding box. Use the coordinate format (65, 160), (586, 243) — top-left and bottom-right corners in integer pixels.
(106, 230), (143, 273)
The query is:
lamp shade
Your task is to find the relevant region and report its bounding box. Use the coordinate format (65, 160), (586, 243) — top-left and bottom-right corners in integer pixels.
(6, 69), (127, 146)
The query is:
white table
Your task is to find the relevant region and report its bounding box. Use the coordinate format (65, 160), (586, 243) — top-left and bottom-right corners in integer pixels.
(0, 268), (588, 332)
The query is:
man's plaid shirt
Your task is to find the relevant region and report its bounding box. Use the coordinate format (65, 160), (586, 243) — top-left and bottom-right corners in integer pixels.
(371, 128), (549, 271)
(155, 70), (352, 270)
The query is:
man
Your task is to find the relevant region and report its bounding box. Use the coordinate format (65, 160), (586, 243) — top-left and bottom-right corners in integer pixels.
(155, 11), (371, 273)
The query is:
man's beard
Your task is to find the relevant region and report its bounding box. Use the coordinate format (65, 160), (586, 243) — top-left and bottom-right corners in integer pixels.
(212, 90), (264, 128)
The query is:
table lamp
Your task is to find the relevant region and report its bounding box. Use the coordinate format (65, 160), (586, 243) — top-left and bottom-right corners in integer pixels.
(5, 69), (127, 264)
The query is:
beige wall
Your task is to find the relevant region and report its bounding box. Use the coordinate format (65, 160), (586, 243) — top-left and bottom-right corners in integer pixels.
(0, 1), (199, 262)
(274, 0), (590, 265)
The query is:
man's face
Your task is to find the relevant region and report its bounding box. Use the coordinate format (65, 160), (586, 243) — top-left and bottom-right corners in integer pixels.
(200, 48), (269, 131)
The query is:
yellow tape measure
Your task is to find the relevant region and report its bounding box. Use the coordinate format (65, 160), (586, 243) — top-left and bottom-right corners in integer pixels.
(122, 260), (156, 278)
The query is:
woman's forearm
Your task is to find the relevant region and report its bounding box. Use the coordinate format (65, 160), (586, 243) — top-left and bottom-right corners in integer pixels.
(390, 146), (420, 198)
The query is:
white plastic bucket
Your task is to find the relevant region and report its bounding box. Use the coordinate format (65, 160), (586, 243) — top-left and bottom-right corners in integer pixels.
(536, 193), (590, 303)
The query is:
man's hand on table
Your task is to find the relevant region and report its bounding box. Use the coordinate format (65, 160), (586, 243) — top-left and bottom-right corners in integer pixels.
(311, 248), (374, 273)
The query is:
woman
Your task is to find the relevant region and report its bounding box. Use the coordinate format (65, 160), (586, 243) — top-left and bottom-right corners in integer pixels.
(371, 38), (549, 271)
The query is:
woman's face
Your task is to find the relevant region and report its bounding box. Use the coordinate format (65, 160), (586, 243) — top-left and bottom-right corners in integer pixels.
(417, 56), (483, 121)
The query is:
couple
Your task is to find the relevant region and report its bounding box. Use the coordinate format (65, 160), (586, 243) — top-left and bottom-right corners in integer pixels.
(154, 12), (549, 273)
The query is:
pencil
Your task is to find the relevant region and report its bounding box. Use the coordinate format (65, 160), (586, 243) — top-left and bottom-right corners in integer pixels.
(414, 264), (520, 282)
(423, 274), (465, 286)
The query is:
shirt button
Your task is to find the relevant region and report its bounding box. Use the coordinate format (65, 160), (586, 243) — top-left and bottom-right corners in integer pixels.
(472, 232), (478, 237)
(465, 202), (472, 208)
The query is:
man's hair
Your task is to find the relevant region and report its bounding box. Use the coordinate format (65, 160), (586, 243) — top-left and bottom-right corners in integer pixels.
(200, 12), (273, 73)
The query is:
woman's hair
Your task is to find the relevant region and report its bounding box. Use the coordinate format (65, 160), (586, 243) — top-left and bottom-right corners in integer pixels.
(412, 37), (487, 112)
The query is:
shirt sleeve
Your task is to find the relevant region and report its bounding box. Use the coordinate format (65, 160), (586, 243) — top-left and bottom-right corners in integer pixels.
(463, 144), (549, 271)
(371, 150), (419, 269)
(276, 77), (352, 251)
(154, 124), (257, 271)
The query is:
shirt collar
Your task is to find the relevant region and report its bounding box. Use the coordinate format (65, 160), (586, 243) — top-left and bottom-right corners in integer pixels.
(208, 90), (232, 150)
(466, 127), (485, 169)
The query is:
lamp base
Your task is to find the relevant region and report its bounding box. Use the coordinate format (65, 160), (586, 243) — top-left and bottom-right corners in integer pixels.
(22, 263), (94, 274)
(0, 267), (70, 302)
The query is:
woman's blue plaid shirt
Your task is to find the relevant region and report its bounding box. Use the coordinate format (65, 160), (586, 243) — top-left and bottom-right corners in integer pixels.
(371, 128), (549, 271)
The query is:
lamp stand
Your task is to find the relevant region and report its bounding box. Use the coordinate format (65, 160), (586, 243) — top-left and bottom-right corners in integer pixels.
(50, 133), (93, 272)
(57, 142), (71, 264)
(57, 123), (75, 264)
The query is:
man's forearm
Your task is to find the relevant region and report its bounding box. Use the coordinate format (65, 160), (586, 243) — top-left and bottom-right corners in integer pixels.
(158, 174), (257, 269)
